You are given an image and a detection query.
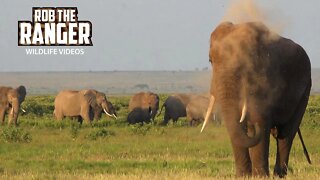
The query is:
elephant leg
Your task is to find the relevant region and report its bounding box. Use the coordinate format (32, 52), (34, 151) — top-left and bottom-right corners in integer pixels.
(274, 136), (293, 177)
(230, 120), (252, 176)
(274, 84), (310, 178)
(232, 144), (252, 176)
(80, 106), (91, 123)
(8, 107), (13, 125)
(81, 113), (91, 123)
(189, 119), (194, 126)
(161, 112), (170, 125)
(77, 116), (83, 125)
(55, 110), (64, 120)
(274, 120), (306, 177)
(0, 109), (5, 125)
(249, 121), (270, 176)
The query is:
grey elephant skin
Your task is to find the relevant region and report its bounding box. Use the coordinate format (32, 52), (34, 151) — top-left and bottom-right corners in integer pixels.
(127, 107), (152, 124)
(129, 92), (159, 121)
(203, 22), (311, 177)
(186, 94), (216, 126)
(0, 86), (26, 125)
(54, 89), (117, 123)
(158, 93), (193, 125)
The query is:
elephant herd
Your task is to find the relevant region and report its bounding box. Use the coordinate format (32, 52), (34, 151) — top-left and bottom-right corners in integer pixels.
(0, 21), (313, 178)
(0, 86), (214, 127)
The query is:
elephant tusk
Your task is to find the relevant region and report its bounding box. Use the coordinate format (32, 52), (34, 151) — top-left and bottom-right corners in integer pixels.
(21, 108), (26, 113)
(10, 107), (14, 115)
(112, 114), (118, 119)
(239, 101), (247, 123)
(103, 108), (113, 117)
(201, 95), (215, 133)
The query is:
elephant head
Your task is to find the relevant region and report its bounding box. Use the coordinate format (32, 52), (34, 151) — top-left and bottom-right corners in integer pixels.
(96, 92), (117, 119)
(201, 22), (262, 147)
(6, 86), (26, 125)
(147, 93), (159, 119)
(84, 90), (117, 119)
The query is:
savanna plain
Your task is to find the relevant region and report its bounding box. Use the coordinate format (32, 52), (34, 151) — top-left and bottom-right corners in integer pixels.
(1, 94), (320, 180)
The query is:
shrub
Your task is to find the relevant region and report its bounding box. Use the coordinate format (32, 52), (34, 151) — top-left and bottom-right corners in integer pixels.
(86, 128), (115, 140)
(129, 123), (152, 136)
(21, 96), (54, 117)
(70, 122), (81, 140)
(0, 127), (32, 143)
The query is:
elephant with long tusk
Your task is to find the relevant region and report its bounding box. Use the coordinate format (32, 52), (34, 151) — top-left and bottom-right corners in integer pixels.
(54, 89), (117, 123)
(203, 22), (312, 178)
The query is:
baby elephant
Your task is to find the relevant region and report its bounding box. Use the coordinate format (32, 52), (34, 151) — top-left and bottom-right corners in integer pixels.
(127, 107), (152, 124)
(186, 95), (217, 126)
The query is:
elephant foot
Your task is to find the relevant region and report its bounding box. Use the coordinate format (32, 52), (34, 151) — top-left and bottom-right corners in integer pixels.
(235, 171), (252, 178)
(252, 167), (269, 177)
(159, 121), (168, 126)
(273, 166), (287, 178)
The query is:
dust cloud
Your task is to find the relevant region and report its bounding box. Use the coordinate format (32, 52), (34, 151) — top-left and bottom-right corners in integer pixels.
(222, 0), (288, 34)
(223, 0), (266, 23)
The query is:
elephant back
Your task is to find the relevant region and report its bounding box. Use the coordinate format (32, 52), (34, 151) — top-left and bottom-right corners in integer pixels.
(129, 91), (159, 111)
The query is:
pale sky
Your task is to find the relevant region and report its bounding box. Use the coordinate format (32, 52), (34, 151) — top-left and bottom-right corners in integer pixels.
(1, 0), (319, 71)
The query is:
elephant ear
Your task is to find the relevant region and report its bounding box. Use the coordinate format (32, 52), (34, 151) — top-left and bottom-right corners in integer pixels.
(7, 90), (14, 103)
(16, 85), (26, 103)
(210, 22), (234, 64)
(83, 90), (97, 107)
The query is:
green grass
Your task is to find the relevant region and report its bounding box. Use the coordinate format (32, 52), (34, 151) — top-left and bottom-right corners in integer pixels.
(0, 95), (320, 179)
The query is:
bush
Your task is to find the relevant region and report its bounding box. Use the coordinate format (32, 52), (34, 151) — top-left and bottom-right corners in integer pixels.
(129, 123), (152, 136)
(0, 127), (32, 143)
(70, 122), (81, 140)
(86, 128), (115, 140)
(21, 96), (54, 117)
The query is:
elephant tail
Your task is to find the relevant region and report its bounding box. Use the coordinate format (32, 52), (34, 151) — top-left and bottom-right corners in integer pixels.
(298, 128), (311, 164)
(157, 103), (165, 117)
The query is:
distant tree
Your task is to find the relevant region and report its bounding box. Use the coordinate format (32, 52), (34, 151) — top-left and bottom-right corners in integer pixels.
(186, 85), (194, 92)
(134, 84), (149, 90)
(202, 67), (209, 71)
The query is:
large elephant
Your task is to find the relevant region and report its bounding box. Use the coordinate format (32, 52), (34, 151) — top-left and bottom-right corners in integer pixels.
(201, 22), (311, 177)
(0, 86), (26, 125)
(54, 89), (117, 123)
(186, 94), (218, 126)
(129, 92), (159, 120)
(158, 93), (193, 125)
(127, 107), (152, 124)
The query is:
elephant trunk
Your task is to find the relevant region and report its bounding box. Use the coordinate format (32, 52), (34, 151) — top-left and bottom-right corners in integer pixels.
(223, 105), (261, 148)
(102, 103), (117, 119)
